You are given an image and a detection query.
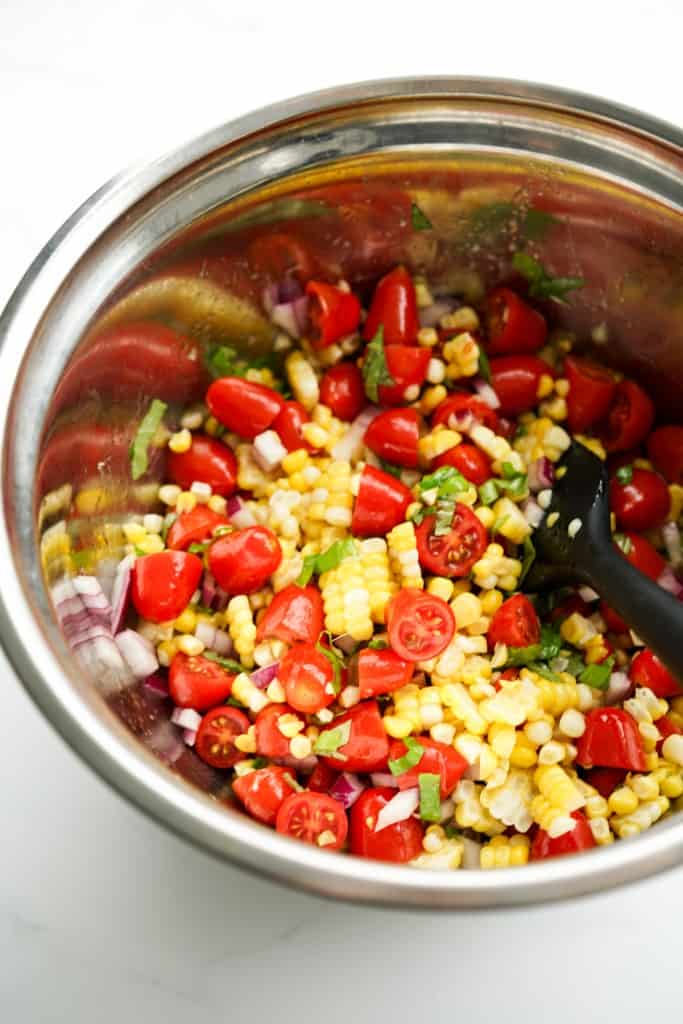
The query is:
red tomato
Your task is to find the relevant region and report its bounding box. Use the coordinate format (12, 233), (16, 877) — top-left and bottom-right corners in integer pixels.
(272, 401), (314, 453)
(488, 594), (541, 648)
(386, 589), (455, 662)
(131, 550), (203, 623)
(351, 465), (412, 537)
(656, 715), (683, 752)
(620, 531), (666, 580)
(255, 585), (324, 646)
(319, 362), (365, 421)
(318, 701), (389, 773)
(307, 761), (339, 793)
(232, 766), (294, 826)
(489, 355), (553, 415)
(415, 503), (488, 578)
(576, 708), (647, 771)
(349, 787), (424, 862)
(609, 468), (670, 531)
(484, 286), (547, 355)
(279, 643), (336, 714)
(363, 408), (421, 468)
(276, 792), (348, 849)
(247, 232), (315, 280)
(549, 594), (593, 624)
(306, 280), (361, 347)
(599, 379), (655, 453)
(583, 767), (627, 798)
(166, 505), (229, 551)
(195, 705), (249, 768)
(647, 425), (683, 484)
(254, 703), (306, 760)
(169, 652), (234, 710)
(630, 649), (682, 698)
(564, 356), (616, 433)
(166, 435), (237, 497)
(357, 648), (413, 699)
(434, 443), (492, 485)
(432, 391), (500, 432)
(389, 738), (468, 797)
(530, 811), (596, 860)
(208, 526), (281, 594)
(363, 266), (419, 347)
(377, 345), (431, 406)
(206, 377), (284, 439)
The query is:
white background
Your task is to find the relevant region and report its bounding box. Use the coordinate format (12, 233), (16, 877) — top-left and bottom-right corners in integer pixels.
(1, 1), (682, 1020)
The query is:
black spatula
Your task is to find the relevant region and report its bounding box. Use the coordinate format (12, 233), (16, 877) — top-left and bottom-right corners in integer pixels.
(526, 441), (683, 681)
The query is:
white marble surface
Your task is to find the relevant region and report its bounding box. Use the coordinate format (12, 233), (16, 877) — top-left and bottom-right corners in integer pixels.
(1, 1), (682, 1019)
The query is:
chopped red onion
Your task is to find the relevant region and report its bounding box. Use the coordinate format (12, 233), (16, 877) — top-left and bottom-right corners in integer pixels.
(473, 378), (501, 409)
(658, 568), (683, 598)
(110, 555), (134, 634)
(578, 585), (600, 603)
(195, 621), (217, 649)
(374, 787), (419, 832)
(522, 497), (544, 527)
(200, 571), (230, 612)
(146, 718), (185, 764)
(271, 296), (309, 338)
(329, 772), (365, 809)
(115, 629), (158, 678)
(262, 278), (303, 316)
(527, 457), (555, 493)
(171, 707), (202, 731)
(250, 662), (280, 689)
(370, 772), (400, 788)
(331, 406), (381, 461)
(182, 728), (198, 747)
(143, 673), (169, 697)
(274, 754), (318, 774)
(448, 409), (476, 432)
(226, 495), (257, 528)
(605, 671), (634, 705)
(662, 522), (682, 566)
(213, 629), (233, 655)
(418, 297), (457, 328)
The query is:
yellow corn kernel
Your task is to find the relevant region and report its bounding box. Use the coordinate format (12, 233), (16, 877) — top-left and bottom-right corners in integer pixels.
(136, 533), (166, 555)
(534, 764), (585, 814)
(427, 576), (455, 603)
(480, 590), (503, 616)
(285, 351), (319, 410)
(176, 634), (204, 656)
(168, 429), (192, 454)
(491, 498), (531, 544)
(359, 538), (396, 624)
(487, 723), (517, 760)
(509, 733), (538, 768)
(234, 729), (257, 754)
(176, 491), (198, 514)
(417, 428), (462, 463)
(537, 374), (555, 399)
(480, 834), (530, 869)
(669, 484), (683, 522)
(226, 595), (257, 668)
(174, 608), (198, 634)
(419, 385), (448, 416)
(417, 326), (439, 347)
(442, 330), (480, 378)
(451, 591), (483, 629)
(561, 612), (598, 649)
(156, 638), (178, 667)
(282, 449), (309, 475)
(123, 522), (147, 545)
(387, 521), (423, 590)
(382, 715), (415, 739)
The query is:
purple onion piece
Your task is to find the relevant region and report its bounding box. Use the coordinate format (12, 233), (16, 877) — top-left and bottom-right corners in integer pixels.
(110, 555), (134, 634)
(143, 673), (169, 698)
(250, 662), (280, 689)
(528, 457), (555, 493)
(329, 772), (365, 809)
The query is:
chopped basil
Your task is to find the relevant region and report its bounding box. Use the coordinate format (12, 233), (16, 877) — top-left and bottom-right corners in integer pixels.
(477, 345), (492, 384)
(188, 541), (209, 554)
(297, 537), (357, 586)
(203, 651), (247, 674)
(250, 756), (269, 769)
(129, 399), (167, 481)
(315, 632), (345, 694)
(521, 209), (559, 241)
(564, 653), (587, 678)
(388, 736), (424, 776)
(616, 465), (634, 485)
(313, 719), (352, 759)
(419, 466), (469, 496)
(368, 637), (389, 650)
(442, 824), (461, 840)
(614, 533), (633, 555)
(134, 546), (147, 557)
(478, 467), (527, 505)
(227, 695), (248, 709)
(205, 345), (288, 393)
(379, 459), (403, 479)
(519, 536), (536, 585)
(491, 514), (509, 535)
(411, 202), (433, 231)
(418, 772), (442, 822)
(528, 662), (561, 682)
(506, 625), (563, 669)
(362, 326), (395, 403)
(512, 251), (584, 304)
(478, 479), (499, 506)
(579, 656), (615, 690)
(433, 498), (457, 536)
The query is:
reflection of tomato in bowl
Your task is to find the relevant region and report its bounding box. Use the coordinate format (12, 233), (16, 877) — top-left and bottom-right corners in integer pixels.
(2, 79), (683, 909)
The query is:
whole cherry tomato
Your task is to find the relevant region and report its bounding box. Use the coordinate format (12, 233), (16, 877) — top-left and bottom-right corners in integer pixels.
(318, 701), (389, 773)
(364, 408), (421, 468)
(576, 708), (647, 771)
(169, 652), (235, 710)
(350, 787), (424, 862)
(564, 356), (616, 433)
(389, 738), (468, 797)
(195, 705), (250, 768)
(432, 391), (500, 432)
(306, 280), (361, 347)
(484, 287), (547, 355)
(434, 442), (492, 485)
(386, 589), (455, 662)
(255, 585), (324, 646)
(166, 505), (229, 551)
(647, 425), (683, 484)
(377, 345), (431, 406)
(276, 792), (348, 849)
(583, 767), (627, 799)
(609, 468), (670, 531)
(488, 594), (541, 648)
(208, 526), (281, 594)
(629, 649), (682, 698)
(351, 466), (412, 537)
(278, 643), (336, 714)
(254, 703), (306, 760)
(530, 811), (595, 860)
(131, 550), (203, 623)
(415, 503), (488, 578)
(357, 648), (413, 699)
(272, 401), (314, 453)
(166, 435), (237, 496)
(599, 379), (655, 453)
(232, 766), (295, 826)
(206, 377), (284, 439)
(319, 362), (365, 421)
(363, 266), (419, 347)
(489, 355), (553, 415)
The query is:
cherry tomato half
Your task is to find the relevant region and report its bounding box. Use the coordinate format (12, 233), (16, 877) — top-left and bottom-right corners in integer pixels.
(484, 286), (547, 355)
(357, 648), (413, 699)
(434, 442), (492, 485)
(131, 550), (203, 623)
(306, 280), (361, 347)
(564, 356), (616, 433)
(318, 701), (389, 773)
(254, 703), (306, 760)
(364, 408), (421, 468)
(389, 738), (468, 797)
(195, 705), (250, 768)
(377, 345), (431, 406)
(432, 391), (500, 432)
(232, 766), (294, 826)
(647, 425), (683, 484)
(272, 401), (314, 453)
(276, 791), (348, 850)
(488, 594), (541, 648)
(609, 468), (670, 531)
(530, 811), (596, 861)
(629, 649), (682, 698)
(166, 435), (237, 497)
(166, 505), (229, 551)
(169, 652), (235, 710)
(278, 643), (336, 714)
(599, 379), (655, 453)
(489, 355), (553, 416)
(363, 266), (419, 347)
(255, 584), (324, 646)
(208, 526), (282, 594)
(351, 465), (412, 537)
(416, 503), (488, 578)
(386, 589), (455, 662)
(576, 707), (647, 772)
(206, 377), (284, 439)
(319, 362), (365, 421)
(350, 787), (424, 862)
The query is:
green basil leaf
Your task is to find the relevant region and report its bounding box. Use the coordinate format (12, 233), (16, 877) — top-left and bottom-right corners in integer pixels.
(250, 756), (269, 769)
(519, 536), (536, 585)
(316, 633), (345, 694)
(379, 459), (403, 479)
(528, 663), (561, 682)
(187, 542), (209, 554)
(313, 720), (352, 759)
(129, 399), (167, 481)
(203, 651), (247, 674)
(478, 479), (499, 506)
(411, 202), (433, 231)
(477, 345), (492, 384)
(388, 736), (425, 776)
(616, 465), (634, 485)
(521, 208), (559, 241)
(368, 637), (389, 650)
(296, 538), (357, 586)
(579, 656), (615, 690)
(419, 465), (469, 496)
(512, 251), (583, 303)
(418, 772), (442, 822)
(362, 326), (395, 403)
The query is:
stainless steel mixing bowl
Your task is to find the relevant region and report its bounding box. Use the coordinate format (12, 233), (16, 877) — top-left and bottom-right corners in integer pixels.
(2, 78), (683, 907)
